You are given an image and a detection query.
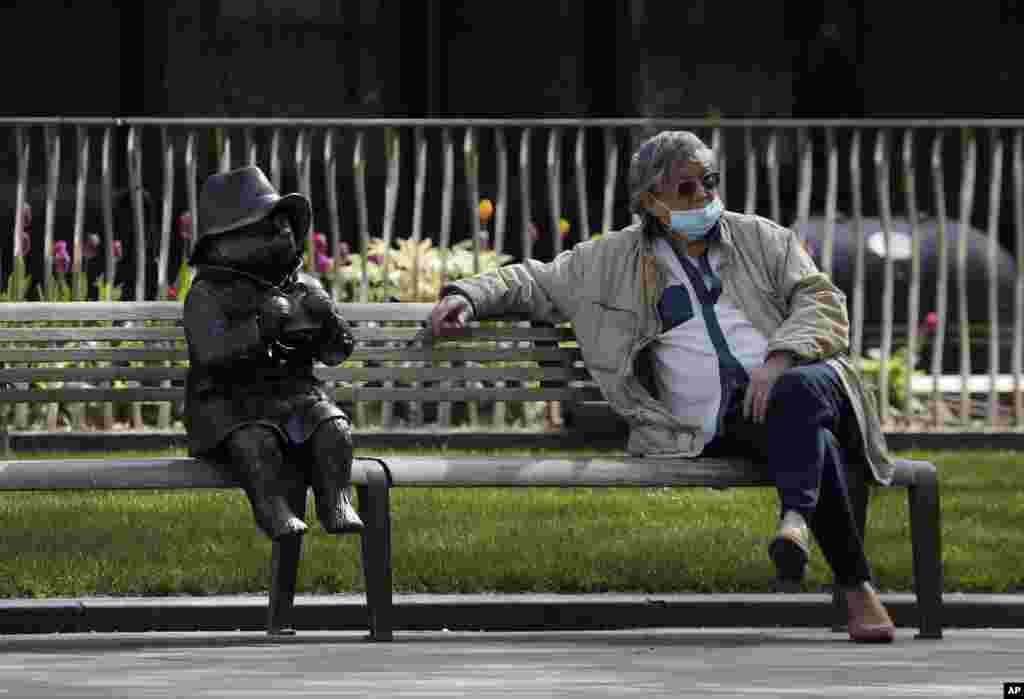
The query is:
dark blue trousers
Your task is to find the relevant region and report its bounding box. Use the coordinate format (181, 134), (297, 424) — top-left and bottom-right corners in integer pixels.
(702, 362), (872, 587)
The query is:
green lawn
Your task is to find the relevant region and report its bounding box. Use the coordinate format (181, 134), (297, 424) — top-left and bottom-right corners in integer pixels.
(0, 448), (1020, 598)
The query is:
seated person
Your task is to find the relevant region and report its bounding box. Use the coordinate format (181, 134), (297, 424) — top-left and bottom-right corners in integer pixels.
(428, 131), (897, 643)
(184, 166), (363, 540)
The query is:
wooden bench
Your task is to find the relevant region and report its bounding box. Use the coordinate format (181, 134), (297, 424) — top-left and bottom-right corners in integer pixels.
(0, 301), (943, 640)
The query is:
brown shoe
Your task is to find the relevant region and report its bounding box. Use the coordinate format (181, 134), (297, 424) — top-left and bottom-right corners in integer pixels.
(846, 582), (896, 643)
(768, 510), (810, 582)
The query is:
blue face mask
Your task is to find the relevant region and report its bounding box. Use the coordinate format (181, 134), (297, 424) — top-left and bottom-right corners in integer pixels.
(667, 197), (724, 240)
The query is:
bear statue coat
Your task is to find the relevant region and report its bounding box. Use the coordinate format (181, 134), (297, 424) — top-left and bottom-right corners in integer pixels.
(183, 260), (355, 458)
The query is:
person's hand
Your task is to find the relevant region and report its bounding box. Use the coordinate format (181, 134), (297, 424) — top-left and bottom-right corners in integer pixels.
(743, 353), (795, 423)
(430, 294), (473, 335)
(258, 293), (292, 343)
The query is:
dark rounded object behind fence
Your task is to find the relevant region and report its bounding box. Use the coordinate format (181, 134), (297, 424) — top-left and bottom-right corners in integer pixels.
(793, 215), (1018, 374)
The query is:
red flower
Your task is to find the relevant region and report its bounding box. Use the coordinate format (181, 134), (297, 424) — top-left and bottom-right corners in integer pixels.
(926, 311), (938, 330)
(167, 287), (177, 299)
(177, 211), (193, 241)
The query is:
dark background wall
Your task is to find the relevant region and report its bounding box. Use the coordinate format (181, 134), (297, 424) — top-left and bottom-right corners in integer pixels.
(1, 0), (1022, 304)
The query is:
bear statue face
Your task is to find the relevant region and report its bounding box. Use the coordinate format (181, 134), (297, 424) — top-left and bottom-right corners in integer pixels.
(203, 212), (300, 282)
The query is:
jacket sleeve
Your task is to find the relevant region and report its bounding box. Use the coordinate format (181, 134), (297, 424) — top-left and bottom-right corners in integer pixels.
(183, 282), (268, 369)
(761, 222), (850, 361)
(298, 273), (355, 366)
(440, 244), (591, 324)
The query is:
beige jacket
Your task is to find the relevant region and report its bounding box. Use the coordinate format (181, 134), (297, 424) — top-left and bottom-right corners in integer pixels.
(445, 210), (895, 485)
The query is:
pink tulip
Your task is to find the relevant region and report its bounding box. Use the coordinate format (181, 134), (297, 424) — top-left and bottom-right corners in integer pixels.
(367, 254), (382, 266)
(926, 311), (938, 330)
(313, 232), (327, 255)
(17, 229), (30, 256)
(527, 222), (540, 243)
(53, 240), (71, 274)
(20, 203), (32, 231)
(112, 239), (123, 261)
(316, 252), (333, 274)
(177, 212), (193, 241)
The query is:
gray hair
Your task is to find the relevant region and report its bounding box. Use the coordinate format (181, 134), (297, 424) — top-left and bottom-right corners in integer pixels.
(627, 131), (715, 215)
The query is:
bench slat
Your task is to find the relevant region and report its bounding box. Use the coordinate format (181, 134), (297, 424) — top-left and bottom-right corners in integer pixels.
(337, 387), (600, 402)
(0, 301), (437, 323)
(0, 302), (184, 322)
(0, 457), (381, 490)
(0, 386), (599, 404)
(378, 455), (775, 487)
(0, 348), (579, 364)
(0, 365), (590, 384)
(0, 349), (191, 363)
(0, 327), (182, 342)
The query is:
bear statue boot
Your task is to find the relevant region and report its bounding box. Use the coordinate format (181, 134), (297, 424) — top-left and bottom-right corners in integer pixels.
(309, 419), (364, 534)
(226, 427), (308, 540)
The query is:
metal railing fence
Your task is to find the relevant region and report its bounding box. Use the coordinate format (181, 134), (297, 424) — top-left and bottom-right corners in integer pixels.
(2, 117), (1024, 430)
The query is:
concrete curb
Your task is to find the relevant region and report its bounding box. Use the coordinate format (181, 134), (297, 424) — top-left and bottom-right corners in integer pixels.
(1, 593), (1021, 635)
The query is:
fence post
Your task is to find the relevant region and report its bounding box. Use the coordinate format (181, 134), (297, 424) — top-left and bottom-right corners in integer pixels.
(574, 127), (590, 241)
(957, 130), (978, 426)
(519, 128), (533, 260)
(44, 125), (60, 301)
(602, 127), (618, 234)
(930, 132), (950, 427)
(874, 130), (895, 426)
(547, 128), (563, 259)
(849, 130), (865, 363)
(822, 128), (838, 278)
(1013, 130), (1024, 426)
(766, 130), (780, 225)
(494, 128), (508, 257)
(324, 128), (342, 301)
(185, 131), (198, 258)
(902, 129), (921, 419)
(986, 129), (1004, 427)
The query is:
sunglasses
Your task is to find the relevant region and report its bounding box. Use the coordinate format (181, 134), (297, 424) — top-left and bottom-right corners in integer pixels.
(676, 172), (721, 197)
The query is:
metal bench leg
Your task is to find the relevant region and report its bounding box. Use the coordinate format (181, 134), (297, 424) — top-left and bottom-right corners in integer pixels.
(907, 466), (944, 639)
(267, 486), (308, 636)
(832, 463), (870, 632)
(358, 464), (393, 642)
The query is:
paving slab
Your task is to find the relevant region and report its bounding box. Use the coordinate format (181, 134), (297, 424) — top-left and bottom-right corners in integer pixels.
(0, 628), (1020, 698)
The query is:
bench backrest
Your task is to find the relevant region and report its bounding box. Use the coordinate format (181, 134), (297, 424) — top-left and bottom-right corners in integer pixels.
(0, 301), (599, 409)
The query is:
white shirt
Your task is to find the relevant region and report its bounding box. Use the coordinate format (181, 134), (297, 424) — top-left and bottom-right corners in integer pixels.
(651, 238), (769, 444)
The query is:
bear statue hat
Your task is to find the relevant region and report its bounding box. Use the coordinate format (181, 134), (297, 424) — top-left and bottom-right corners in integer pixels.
(189, 165), (311, 265)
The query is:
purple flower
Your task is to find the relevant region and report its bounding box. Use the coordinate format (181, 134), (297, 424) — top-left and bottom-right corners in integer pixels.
(313, 232), (327, 255)
(367, 254), (383, 266)
(53, 240), (71, 274)
(315, 252), (333, 274)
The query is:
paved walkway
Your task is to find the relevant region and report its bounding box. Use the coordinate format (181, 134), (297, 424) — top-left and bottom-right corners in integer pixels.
(0, 628), (1020, 698)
